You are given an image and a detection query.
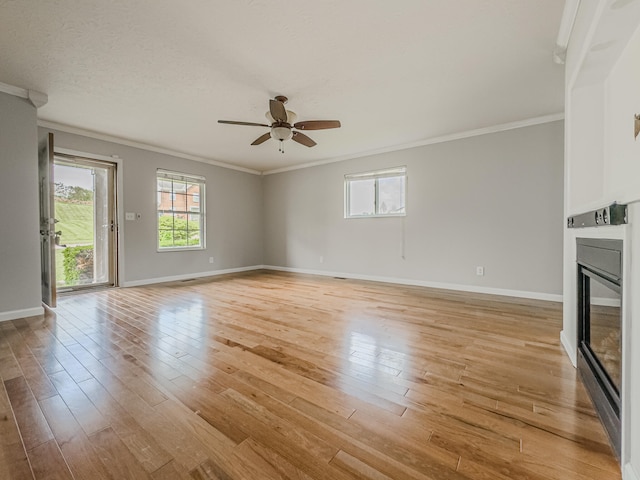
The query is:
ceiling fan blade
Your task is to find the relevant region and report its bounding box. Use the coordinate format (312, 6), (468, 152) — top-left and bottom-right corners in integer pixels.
(292, 131), (317, 147)
(251, 132), (271, 145)
(269, 99), (288, 123)
(218, 120), (270, 127)
(293, 120), (341, 130)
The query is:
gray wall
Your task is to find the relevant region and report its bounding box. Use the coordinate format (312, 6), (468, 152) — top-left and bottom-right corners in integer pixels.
(264, 121), (564, 296)
(39, 128), (264, 284)
(0, 114), (563, 321)
(0, 93), (42, 315)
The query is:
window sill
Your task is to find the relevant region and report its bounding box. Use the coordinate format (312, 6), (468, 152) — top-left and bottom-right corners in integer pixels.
(157, 246), (205, 253)
(344, 214), (406, 219)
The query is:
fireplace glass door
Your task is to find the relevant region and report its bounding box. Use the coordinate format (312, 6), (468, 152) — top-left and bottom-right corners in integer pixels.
(580, 270), (622, 399)
(576, 238), (622, 459)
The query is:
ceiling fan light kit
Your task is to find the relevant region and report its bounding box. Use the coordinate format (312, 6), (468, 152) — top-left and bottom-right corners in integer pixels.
(218, 95), (341, 153)
(271, 126), (293, 141)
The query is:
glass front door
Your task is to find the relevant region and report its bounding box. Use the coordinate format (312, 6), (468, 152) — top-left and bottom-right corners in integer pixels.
(53, 156), (117, 290)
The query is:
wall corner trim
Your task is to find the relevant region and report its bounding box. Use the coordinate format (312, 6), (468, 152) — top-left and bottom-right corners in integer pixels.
(624, 463), (640, 480)
(0, 306), (45, 323)
(0, 82), (48, 108)
(28, 89), (48, 108)
(262, 266), (563, 303)
(560, 330), (577, 367)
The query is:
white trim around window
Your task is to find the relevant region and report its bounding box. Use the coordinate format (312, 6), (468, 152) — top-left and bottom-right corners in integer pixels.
(344, 166), (407, 218)
(156, 169), (206, 251)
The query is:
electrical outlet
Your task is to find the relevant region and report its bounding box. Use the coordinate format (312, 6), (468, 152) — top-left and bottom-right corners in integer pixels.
(476, 266), (484, 276)
(209, 257), (214, 264)
(319, 255), (324, 264)
(125, 212), (135, 221)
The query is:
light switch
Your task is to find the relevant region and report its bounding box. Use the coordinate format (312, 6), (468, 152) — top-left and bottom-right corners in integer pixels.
(125, 212), (135, 221)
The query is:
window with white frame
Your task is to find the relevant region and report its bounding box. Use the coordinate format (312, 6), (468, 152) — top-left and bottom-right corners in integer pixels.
(345, 167), (406, 218)
(157, 169), (205, 250)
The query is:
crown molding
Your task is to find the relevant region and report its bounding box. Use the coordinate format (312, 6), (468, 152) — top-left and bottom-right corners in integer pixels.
(38, 112), (563, 177)
(0, 81), (28, 98)
(263, 112), (565, 175)
(37, 120), (262, 175)
(0, 81), (48, 108)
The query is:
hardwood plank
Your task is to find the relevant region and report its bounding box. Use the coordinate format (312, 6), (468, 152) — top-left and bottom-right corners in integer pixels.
(151, 460), (191, 480)
(0, 379), (33, 479)
(89, 427), (152, 479)
(234, 438), (315, 480)
(47, 370), (109, 436)
(4, 376), (53, 452)
(38, 394), (112, 480)
(28, 439), (73, 480)
(330, 449), (394, 480)
(189, 458), (234, 480)
(290, 396), (465, 480)
(0, 332), (24, 382)
(1, 322), (57, 401)
(220, 387), (339, 463)
(78, 377), (173, 473)
(82, 368), (208, 471)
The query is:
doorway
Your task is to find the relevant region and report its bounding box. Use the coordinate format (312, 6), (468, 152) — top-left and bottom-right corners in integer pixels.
(53, 155), (118, 291)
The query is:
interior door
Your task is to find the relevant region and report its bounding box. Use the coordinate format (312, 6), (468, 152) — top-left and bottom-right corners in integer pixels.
(38, 132), (56, 307)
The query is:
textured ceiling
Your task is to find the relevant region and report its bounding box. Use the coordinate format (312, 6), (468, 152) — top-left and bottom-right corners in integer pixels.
(0, 0), (565, 173)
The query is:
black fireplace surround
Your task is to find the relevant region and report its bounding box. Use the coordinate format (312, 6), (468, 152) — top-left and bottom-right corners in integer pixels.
(576, 237), (622, 459)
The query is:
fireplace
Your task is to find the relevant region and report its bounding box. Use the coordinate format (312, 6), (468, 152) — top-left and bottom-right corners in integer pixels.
(576, 237), (622, 459)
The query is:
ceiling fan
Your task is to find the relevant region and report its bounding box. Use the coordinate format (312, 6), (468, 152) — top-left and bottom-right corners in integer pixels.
(218, 96), (341, 152)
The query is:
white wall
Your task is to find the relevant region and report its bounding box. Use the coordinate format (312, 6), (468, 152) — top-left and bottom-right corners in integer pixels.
(567, 82), (605, 210)
(38, 128), (264, 285)
(607, 21), (640, 479)
(0, 92), (43, 320)
(264, 121), (564, 298)
(606, 25), (640, 203)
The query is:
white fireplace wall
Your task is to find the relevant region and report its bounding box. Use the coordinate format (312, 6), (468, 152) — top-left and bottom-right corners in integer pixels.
(563, 2), (640, 477)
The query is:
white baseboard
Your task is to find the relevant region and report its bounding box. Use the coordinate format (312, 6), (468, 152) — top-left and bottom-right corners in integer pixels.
(121, 265), (264, 287)
(624, 463), (640, 480)
(122, 264), (564, 303)
(560, 330), (577, 367)
(0, 306), (45, 323)
(262, 265), (563, 303)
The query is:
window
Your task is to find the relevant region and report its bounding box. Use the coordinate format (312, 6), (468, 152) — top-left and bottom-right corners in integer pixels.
(157, 170), (205, 250)
(345, 167), (406, 218)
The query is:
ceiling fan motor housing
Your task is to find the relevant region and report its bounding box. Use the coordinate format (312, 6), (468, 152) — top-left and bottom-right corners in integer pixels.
(266, 110), (297, 125)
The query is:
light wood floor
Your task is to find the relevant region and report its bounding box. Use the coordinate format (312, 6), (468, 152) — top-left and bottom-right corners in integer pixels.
(0, 271), (620, 479)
